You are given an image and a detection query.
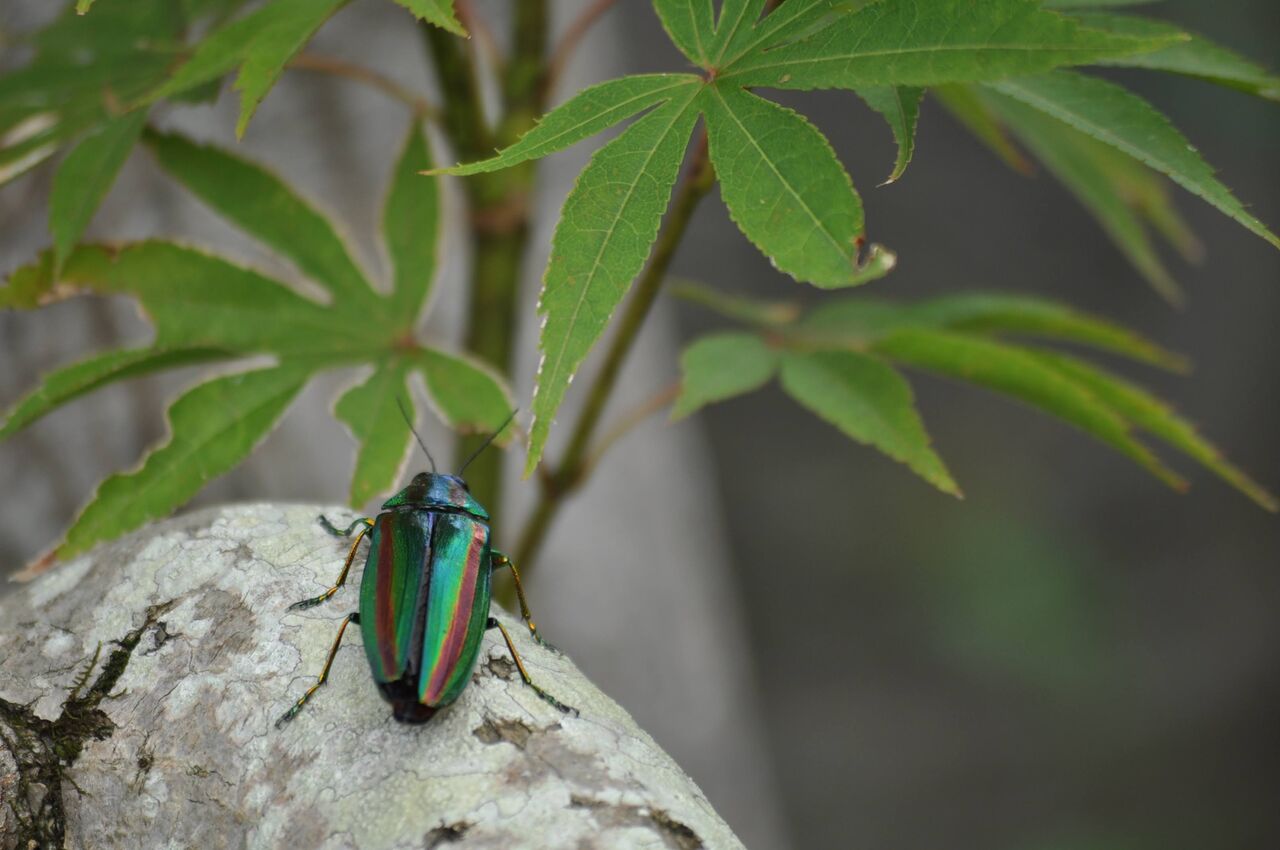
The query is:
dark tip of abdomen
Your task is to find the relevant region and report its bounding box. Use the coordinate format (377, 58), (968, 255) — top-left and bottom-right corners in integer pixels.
(392, 701), (439, 724)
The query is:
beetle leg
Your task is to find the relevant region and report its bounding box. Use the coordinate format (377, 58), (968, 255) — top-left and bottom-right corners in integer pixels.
(275, 612), (360, 729)
(489, 550), (558, 653)
(487, 617), (577, 716)
(290, 522), (373, 610)
(317, 515), (373, 538)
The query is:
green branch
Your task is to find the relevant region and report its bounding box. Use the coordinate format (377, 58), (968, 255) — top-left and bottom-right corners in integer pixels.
(419, 9), (549, 525)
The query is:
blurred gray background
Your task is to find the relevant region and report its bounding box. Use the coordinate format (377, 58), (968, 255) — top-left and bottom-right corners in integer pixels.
(3, 2), (1279, 849)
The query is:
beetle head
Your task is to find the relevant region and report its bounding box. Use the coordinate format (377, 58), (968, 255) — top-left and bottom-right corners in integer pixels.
(382, 472), (488, 519)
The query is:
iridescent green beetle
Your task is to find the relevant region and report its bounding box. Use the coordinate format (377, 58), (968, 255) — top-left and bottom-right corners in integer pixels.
(275, 415), (572, 727)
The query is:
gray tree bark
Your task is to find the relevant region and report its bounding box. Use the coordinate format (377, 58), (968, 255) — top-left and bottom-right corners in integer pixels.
(0, 504), (744, 850)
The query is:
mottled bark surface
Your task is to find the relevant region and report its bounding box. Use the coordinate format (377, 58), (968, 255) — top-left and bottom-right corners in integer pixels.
(0, 504), (743, 850)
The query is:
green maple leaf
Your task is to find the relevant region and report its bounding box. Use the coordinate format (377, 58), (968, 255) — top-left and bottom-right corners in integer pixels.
(438, 0), (1179, 475)
(5, 0), (467, 287)
(1, 123), (512, 564)
(674, 282), (1276, 510)
(937, 6), (1280, 294)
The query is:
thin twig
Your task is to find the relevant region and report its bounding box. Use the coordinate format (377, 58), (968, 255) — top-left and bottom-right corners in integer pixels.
(543, 0), (618, 97)
(455, 0), (504, 73)
(288, 53), (437, 118)
(579, 382), (681, 482)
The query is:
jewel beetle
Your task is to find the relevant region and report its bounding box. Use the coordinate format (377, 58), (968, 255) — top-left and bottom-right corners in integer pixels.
(275, 411), (573, 727)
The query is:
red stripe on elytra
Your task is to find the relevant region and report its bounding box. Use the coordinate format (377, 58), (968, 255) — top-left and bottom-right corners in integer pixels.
(375, 517), (399, 676)
(423, 523), (486, 703)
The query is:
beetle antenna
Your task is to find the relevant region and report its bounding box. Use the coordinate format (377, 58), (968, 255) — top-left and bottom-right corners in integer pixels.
(397, 398), (436, 473)
(458, 408), (518, 476)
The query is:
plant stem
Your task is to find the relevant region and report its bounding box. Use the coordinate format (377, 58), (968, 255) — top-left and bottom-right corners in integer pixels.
(288, 53), (437, 118)
(544, 0), (619, 98)
(511, 132), (714, 574)
(419, 24), (492, 161)
(419, 10), (548, 526)
(579, 381), (680, 482)
(454, 0), (502, 72)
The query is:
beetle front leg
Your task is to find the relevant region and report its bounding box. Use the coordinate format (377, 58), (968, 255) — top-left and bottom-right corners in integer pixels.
(290, 519), (374, 611)
(490, 550), (558, 653)
(317, 515), (373, 538)
(275, 612), (360, 729)
(487, 617), (577, 716)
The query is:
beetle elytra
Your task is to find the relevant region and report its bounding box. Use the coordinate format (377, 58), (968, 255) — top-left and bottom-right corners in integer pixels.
(276, 415), (573, 727)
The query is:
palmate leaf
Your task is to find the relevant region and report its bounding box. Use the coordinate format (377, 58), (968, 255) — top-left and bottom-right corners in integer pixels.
(1, 122), (512, 564)
(675, 285), (1274, 508)
(442, 0), (1183, 475)
(328, 348), (513, 511)
(137, 0), (467, 141)
(988, 71), (1280, 250)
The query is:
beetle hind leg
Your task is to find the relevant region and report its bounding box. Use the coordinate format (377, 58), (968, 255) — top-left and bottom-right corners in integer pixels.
(487, 617), (577, 716)
(275, 612), (360, 729)
(490, 550), (560, 654)
(290, 519), (374, 611)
